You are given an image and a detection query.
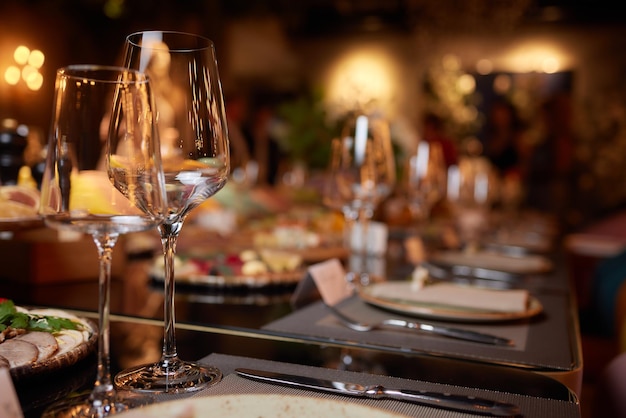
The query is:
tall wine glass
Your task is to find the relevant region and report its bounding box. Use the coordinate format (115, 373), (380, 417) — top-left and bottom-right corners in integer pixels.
(404, 140), (447, 227)
(39, 65), (165, 417)
(446, 147), (498, 251)
(322, 112), (396, 284)
(114, 31), (230, 393)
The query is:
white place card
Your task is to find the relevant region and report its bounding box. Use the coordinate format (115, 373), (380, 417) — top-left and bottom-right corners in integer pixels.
(290, 258), (353, 308)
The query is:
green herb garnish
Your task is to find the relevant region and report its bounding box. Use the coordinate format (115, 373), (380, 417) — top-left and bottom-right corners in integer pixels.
(0, 299), (81, 333)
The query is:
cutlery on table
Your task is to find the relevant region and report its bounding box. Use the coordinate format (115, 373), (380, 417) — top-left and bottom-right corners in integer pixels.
(324, 303), (514, 346)
(235, 368), (521, 417)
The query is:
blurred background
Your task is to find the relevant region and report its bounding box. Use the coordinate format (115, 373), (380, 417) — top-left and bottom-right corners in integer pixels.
(1, 0), (626, 231)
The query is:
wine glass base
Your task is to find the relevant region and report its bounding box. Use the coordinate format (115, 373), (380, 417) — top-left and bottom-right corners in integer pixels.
(42, 391), (153, 418)
(114, 359), (222, 394)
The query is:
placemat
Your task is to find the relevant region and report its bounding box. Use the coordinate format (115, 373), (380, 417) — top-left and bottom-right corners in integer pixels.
(262, 294), (575, 371)
(158, 353), (580, 417)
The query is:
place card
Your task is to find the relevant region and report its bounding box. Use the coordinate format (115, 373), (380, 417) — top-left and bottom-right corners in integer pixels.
(290, 258), (353, 308)
(0, 368), (23, 418)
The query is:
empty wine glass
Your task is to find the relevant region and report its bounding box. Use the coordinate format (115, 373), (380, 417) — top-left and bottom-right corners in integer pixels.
(322, 112), (396, 284)
(404, 140), (447, 227)
(39, 65), (165, 417)
(447, 145), (498, 251)
(114, 31), (230, 393)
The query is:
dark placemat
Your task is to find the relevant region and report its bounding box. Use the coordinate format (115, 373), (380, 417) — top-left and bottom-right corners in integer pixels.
(263, 294), (576, 372)
(161, 353), (581, 418)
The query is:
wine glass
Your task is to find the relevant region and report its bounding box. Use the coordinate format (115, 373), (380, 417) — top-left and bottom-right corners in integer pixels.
(39, 65), (165, 417)
(114, 31), (230, 393)
(404, 140), (447, 227)
(446, 147), (498, 251)
(322, 112), (396, 284)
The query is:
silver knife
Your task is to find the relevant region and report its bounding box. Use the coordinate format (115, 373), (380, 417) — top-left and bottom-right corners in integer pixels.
(235, 368), (521, 417)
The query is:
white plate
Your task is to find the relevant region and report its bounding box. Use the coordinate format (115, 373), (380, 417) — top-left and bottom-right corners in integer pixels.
(358, 282), (543, 322)
(116, 394), (409, 418)
(430, 250), (552, 275)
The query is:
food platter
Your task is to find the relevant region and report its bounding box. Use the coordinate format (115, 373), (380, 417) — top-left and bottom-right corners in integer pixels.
(149, 251), (305, 289)
(2, 307), (97, 380)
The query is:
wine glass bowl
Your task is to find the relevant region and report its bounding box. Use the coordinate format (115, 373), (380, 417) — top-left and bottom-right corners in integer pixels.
(39, 65), (164, 417)
(404, 140), (447, 225)
(114, 30), (230, 394)
(447, 154), (498, 250)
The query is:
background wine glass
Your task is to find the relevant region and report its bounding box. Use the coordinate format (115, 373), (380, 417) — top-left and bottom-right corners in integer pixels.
(39, 65), (164, 417)
(115, 31), (230, 393)
(322, 112), (396, 284)
(446, 143), (498, 251)
(404, 140), (447, 229)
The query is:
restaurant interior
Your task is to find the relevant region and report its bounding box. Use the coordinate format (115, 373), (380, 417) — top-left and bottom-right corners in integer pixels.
(1, 0), (626, 417)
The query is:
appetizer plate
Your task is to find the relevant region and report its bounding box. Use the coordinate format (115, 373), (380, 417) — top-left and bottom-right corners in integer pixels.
(150, 253), (305, 289)
(116, 394), (408, 418)
(358, 282), (543, 322)
(8, 314), (97, 380)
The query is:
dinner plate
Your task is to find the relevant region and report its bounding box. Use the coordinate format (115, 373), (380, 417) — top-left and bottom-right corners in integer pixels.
(9, 317), (97, 380)
(358, 282), (543, 322)
(116, 394), (409, 418)
(429, 250), (553, 275)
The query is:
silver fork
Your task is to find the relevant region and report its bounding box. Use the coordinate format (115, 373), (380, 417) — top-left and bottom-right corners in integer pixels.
(324, 303), (514, 346)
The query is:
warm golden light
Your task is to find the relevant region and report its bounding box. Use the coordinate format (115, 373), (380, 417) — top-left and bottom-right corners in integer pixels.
(476, 59), (493, 75)
(325, 46), (398, 116)
(493, 74), (512, 94)
(13, 46), (30, 65)
(457, 74), (476, 95)
(21, 65), (37, 81)
(541, 57), (559, 73)
(498, 39), (570, 72)
(5, 45), (45, 89)
(28, 50), (45, 68)
(4, 66), (21, 85)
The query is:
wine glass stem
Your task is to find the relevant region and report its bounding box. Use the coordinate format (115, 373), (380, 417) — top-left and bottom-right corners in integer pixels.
(158, 221), (183, 364)
(91, 233), (120, 411)
(356, 207), (372, 270)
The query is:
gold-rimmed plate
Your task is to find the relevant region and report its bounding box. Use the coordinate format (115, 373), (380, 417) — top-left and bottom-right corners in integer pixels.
(358, 282), (543, 323)
(117, 394), (409, 418)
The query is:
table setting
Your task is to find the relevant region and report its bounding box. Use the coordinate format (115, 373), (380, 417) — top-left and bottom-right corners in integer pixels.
(0, 27), (584, 418)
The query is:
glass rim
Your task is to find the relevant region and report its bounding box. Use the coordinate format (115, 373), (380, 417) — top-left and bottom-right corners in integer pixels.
(56, 64), (149, 84)
(125, 30), (214, 52)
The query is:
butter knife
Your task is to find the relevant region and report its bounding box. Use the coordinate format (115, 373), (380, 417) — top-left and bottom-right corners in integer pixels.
(235, 368), (521, 417)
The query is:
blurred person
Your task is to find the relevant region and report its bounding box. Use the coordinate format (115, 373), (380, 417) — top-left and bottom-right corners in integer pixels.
(245, 98), (285, 186)
(225, 92), (252, 181)
(483, 98), (525, 177)
(525, 94), (574, 216)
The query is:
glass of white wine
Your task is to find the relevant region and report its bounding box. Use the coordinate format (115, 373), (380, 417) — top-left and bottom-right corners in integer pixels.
(39, 65), (165, 417)
(114, 30), (230, 394)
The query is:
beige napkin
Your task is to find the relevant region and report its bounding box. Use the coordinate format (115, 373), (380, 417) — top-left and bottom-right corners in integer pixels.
(368, 282), (530, 313)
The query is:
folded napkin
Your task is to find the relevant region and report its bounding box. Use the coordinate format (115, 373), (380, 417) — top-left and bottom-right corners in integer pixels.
(367, 281), (530, 313)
